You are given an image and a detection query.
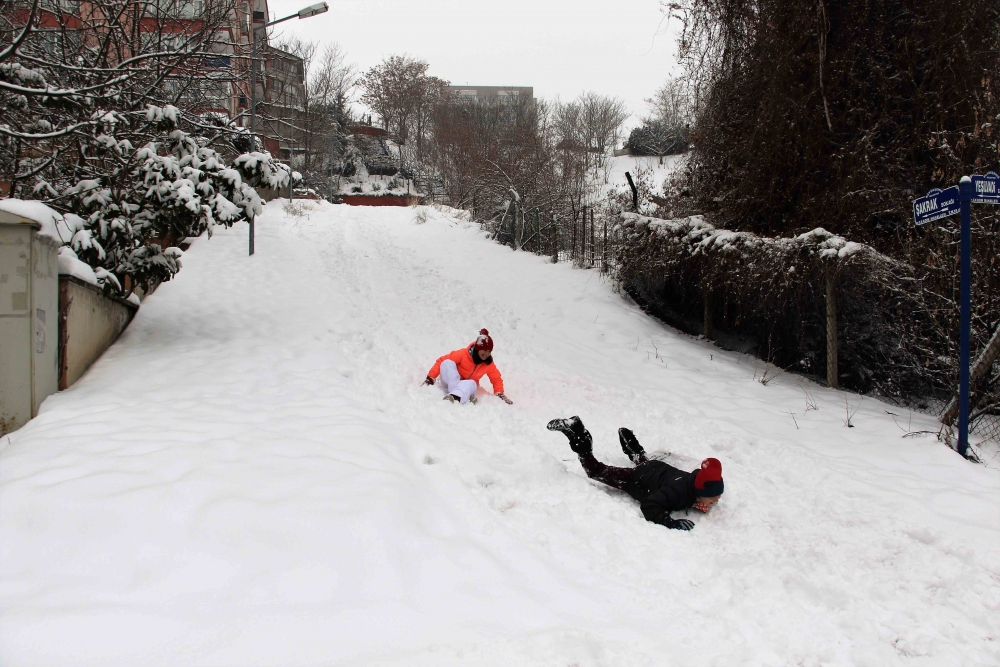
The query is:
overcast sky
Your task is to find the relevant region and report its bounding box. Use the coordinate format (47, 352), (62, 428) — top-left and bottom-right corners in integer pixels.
(266, 0), (681, 130)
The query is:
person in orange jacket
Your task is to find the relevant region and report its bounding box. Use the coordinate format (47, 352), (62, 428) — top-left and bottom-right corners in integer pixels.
(424, 329), (513, 405)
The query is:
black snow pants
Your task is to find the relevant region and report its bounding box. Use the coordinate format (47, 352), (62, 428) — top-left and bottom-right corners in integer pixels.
(578, 454), (634, 491)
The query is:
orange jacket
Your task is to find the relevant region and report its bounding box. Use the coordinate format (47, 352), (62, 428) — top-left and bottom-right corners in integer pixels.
(428, 344), (505, 394)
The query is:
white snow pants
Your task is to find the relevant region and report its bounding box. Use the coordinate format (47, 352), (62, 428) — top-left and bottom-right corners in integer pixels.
(439, 359), (478, 404)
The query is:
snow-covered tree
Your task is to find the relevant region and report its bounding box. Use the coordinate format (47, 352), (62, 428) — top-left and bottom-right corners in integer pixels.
(1, 0), (292, 295)
(52, 105), (289, 294)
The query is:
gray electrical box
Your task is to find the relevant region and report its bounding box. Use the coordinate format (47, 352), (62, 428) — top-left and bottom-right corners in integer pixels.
(0, 208), (60, 436)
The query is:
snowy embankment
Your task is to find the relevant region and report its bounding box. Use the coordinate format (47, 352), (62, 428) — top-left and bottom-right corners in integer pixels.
(603, 153), (685, 197)
(2, 201), (999, 666)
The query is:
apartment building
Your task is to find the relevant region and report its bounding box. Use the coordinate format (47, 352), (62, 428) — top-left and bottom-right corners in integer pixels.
(7, 0), (304, 157)
(446, 85), (534, 104)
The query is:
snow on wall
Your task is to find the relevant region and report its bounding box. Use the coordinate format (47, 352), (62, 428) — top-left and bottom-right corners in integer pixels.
(0, 199), (74, 244)
(620, 211), (868, 260)
(57, 247), (98, 285)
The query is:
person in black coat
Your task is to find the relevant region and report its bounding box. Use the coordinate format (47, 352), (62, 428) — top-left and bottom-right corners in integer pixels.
(547, 416), (724, 531)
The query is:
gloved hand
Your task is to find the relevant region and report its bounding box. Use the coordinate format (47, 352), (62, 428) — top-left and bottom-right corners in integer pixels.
(663, 517), (695, 531)
(496, 393), (513, 405)
(423, 376), (435, 386)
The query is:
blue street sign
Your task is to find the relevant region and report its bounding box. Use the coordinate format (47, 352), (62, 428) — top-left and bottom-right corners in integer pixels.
(913, 185), (961, 225)
(911, 176), (984, 460)
(970, 172), (1000, 204)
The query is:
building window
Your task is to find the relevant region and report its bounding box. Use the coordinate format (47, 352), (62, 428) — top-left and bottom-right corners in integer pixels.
(38, 30), (60, 56)
(177, 0), (204, 17)
(41, 0), (80, 14)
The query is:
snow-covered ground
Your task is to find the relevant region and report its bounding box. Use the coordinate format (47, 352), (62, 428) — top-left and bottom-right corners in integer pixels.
(2, 201), (999, 666)
(603, 153), (686, 198)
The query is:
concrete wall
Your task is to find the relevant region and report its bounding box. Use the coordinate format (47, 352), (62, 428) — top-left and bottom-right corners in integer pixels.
(0, 218), (60, 436)
(58, 276), (137, 390)
(0, 223), (33, 435)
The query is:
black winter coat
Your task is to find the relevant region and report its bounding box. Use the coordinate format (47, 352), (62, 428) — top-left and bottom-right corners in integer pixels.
(625, 460), (698, 526)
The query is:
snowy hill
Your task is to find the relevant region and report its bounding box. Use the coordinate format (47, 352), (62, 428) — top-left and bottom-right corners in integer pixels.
(605, 153), (685, 194)
(2, 200), (999, 666)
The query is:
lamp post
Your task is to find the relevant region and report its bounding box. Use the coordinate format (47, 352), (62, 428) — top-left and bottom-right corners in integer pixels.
(248, 1), (328, 256)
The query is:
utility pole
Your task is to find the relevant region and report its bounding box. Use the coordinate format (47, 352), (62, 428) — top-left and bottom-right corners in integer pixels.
(247, 2), (329, 256)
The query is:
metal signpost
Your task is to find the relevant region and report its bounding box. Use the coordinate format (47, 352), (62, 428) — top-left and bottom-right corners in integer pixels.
(248, 1), (329, 256)
(913, 172), (1000, 458)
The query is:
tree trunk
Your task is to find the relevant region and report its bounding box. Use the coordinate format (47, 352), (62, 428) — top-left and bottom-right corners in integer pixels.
(826, 271), (838, 389)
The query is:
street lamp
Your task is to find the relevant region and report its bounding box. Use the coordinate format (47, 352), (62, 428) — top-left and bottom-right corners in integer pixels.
(248, 1), (328, 256)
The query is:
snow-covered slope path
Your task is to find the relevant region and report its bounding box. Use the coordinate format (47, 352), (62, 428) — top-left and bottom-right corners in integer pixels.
(2, 201), (999, 666)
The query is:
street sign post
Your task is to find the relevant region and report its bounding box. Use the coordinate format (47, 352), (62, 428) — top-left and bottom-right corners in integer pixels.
(913, 173), (1000, 459)
(913, 185), (961, 225)
(958, 177), (972, 460)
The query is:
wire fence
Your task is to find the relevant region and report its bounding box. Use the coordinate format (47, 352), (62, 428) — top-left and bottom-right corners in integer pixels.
(488, 204), (617, 272)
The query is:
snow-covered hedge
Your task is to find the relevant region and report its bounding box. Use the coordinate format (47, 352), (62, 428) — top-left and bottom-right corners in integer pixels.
(613, 213), (946, 400)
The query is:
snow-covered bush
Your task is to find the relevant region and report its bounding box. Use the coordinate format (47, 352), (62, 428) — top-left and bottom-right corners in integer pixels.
(37, 106), (290, 294)
(613, 213), (947, 400)
(626, 122), (688, 156)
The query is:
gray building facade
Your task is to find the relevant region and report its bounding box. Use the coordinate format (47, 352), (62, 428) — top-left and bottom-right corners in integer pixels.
(446, 85), (534, 104)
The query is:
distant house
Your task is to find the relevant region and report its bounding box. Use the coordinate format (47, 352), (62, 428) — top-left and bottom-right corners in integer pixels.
(446, 86), (534, 104)
(350, 122), (390, 139)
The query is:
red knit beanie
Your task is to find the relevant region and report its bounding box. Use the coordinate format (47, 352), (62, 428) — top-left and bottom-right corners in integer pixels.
(694, 458), (724, 497)
(474, 328), (494, 352)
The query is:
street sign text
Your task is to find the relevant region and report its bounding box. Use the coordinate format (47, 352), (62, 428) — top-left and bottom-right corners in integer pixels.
(913, 185), (961, 225)
(971, 172), (1000, 205)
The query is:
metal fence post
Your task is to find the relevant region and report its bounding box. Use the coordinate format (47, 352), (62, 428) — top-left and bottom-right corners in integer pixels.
(572, 210), (577, 261)
(552, 213), (559, 263)
(590, 208), (596, 266)
(602, 218), (608, 273)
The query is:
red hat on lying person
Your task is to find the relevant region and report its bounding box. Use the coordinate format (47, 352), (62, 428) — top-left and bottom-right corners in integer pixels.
(474, 328), (494, 353)
(694, 458), (724, 497)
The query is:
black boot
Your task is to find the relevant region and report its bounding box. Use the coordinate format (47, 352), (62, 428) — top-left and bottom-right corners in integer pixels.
(547, 416), (593, 456)
(618, 427), (647, 464)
